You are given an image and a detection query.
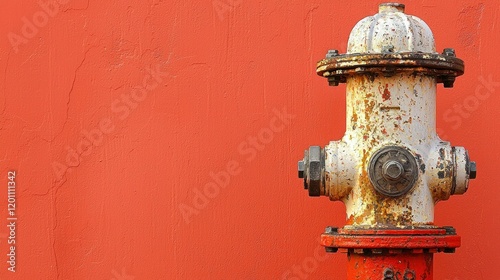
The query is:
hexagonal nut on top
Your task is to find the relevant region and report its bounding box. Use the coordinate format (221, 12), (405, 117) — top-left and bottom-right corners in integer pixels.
(298, 146), (325, 196)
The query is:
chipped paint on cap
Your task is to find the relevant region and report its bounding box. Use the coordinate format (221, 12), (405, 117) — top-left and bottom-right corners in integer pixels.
(347, 2), (435, 54)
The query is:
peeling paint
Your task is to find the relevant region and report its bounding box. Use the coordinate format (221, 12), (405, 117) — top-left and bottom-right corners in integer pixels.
(318, 3), (472, 228)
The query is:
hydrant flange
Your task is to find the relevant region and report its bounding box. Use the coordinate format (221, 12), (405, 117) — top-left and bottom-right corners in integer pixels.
(318, 51), (464, 88)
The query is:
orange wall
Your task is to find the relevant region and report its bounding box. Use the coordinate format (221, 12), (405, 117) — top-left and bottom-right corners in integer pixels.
(0, 0), (499, 279)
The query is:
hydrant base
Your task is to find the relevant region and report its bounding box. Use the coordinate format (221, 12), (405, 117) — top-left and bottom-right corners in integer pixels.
(321, 227), (460, 280)
(347, 251), (433, 280)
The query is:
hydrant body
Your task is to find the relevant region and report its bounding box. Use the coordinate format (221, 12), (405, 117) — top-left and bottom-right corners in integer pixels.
(298, 3), (475, 279)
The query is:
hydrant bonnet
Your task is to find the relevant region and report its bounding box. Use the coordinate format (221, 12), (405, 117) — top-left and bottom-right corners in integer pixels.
(348, 3), (436, 54)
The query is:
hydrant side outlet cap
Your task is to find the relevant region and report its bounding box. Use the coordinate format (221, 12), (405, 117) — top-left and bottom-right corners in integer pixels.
(347, 3), (436, 54)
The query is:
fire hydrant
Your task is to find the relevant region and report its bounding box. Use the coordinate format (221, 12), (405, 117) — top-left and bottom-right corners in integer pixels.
(297, 3), (476, 279)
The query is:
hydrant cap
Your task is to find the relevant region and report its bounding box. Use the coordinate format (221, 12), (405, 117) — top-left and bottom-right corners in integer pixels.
(347, 3), (436, 54)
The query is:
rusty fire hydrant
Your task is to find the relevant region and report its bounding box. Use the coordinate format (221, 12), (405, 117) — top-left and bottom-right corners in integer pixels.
(297, 3), (476, 279)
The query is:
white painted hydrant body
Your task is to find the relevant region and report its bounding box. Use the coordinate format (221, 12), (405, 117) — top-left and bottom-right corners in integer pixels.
(298, 3), (476, 228)
(297, 4), (477, 278)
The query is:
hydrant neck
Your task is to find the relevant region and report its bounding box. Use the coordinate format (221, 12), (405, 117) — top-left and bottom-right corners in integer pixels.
(345, 74), (437, 145)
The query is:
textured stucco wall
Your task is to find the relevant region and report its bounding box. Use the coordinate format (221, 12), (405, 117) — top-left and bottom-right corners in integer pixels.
(0, 0), (498, 279)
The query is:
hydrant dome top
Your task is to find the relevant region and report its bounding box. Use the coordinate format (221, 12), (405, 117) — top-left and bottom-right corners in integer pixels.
(347, 3), (436, 54)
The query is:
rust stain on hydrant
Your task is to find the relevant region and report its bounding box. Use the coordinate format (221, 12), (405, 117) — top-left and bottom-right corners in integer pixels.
(297, 3), (476, 279)
(382, 84), (391, 101)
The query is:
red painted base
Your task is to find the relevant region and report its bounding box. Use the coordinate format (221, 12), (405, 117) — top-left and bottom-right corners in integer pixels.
(347, 251), (432, 280)
(321, 227), (460, 280)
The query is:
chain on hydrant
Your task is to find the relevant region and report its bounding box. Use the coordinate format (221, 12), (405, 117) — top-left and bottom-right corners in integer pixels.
(297, 3), (476, 279)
